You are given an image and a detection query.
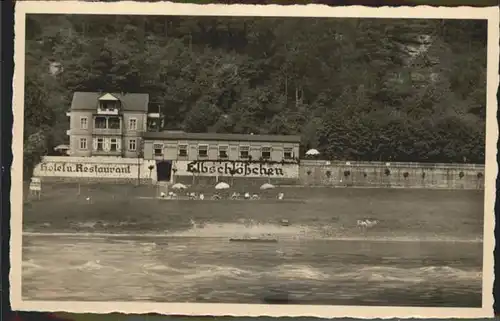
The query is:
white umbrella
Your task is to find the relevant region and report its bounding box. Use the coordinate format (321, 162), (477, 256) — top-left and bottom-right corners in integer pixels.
(215, 182), (230, 190)
(260, 183), (275, 190)
(305, 148), (320, 156)
(171, 183), (187, 190)
(54, 144), (70, 151)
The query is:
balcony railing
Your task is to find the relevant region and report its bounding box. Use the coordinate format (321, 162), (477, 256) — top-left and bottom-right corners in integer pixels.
(93, 128), (122, 135)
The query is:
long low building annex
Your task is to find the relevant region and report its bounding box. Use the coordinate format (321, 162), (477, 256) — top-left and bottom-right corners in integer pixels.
(142, 131), (301, 182)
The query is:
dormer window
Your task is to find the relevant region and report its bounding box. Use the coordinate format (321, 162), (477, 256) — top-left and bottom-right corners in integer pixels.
(97, 93), (121, 115)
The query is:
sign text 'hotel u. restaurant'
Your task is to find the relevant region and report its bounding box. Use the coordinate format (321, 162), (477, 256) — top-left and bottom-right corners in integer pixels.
(39, 162), (132, 174)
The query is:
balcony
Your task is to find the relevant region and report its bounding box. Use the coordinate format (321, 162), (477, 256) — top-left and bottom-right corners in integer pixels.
(93, 116), (122, 135)
(97, 99), (121, 115)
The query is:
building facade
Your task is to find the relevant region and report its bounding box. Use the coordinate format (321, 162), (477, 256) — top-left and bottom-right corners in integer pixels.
(66, 92), (161, 158)
(59, 91), (301, 184)
(142, 132), (300, 162)
(142, 131), (301, 182)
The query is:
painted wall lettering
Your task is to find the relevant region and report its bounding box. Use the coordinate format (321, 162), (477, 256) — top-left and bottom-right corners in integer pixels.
(39, 163), (132, 174)
(174, 160), (299, 179)
(32, 157), (157, 181)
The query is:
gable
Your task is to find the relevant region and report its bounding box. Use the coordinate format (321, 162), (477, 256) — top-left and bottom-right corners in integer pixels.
(98, 93), (119, 101)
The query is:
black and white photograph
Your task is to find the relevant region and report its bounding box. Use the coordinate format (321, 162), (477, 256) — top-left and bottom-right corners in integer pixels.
(10, 1), (499, 318)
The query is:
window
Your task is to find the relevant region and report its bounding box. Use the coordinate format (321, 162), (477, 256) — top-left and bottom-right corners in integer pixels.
(80, 117), (88, 129)
(153, 143), (163, 156)
(129, 139), (137, 151)
(129, 118), (137, 130)
(261, 146), (271, 159)
(284, 147), (293, 159)
(108, 117), (120, 129)
(110, 138), (118, 152)
(178, 144), (188, 157)
(96, 138), (104, 151)
(95, 117), (107, 129)
(79, 138), (87, 150)
(239, 146), (249, 159)
(198, 145), (208, 157)
(218, 145), (228, 159)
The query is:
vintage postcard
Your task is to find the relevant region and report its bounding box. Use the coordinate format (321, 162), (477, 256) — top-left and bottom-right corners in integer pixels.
(10, 1), (499, 318)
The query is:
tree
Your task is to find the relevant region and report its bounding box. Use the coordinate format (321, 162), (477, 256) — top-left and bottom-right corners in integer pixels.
(24, 15), (487, 165)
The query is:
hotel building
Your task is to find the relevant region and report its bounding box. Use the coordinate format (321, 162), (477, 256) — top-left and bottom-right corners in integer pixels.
(66, 91), (162, 158)
(63, 92), (301, 183)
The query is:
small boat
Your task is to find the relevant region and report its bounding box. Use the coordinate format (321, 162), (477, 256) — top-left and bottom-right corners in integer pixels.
(280, 219), (290, 226)
(229, 235), (278, 243)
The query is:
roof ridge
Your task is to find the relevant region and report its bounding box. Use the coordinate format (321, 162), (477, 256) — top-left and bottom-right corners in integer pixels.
(70, 92), (149, 112)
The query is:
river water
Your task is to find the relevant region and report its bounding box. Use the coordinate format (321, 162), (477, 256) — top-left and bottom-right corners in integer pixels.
(23, 229), (482, 306)
(21, 187), (484, 307)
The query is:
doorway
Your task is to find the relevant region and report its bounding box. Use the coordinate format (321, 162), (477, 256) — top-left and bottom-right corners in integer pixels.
(156, 160), (172, 182)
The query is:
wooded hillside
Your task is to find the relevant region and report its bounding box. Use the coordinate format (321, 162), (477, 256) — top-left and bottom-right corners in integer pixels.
(24, 14), (487, 171)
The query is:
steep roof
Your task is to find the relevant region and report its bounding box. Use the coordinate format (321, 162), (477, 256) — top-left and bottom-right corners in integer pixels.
(143, 131), (301, 143)
(70, 92), (149, 112)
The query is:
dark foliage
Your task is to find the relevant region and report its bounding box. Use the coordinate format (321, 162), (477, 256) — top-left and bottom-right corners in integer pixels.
(24, 15), (486, 169)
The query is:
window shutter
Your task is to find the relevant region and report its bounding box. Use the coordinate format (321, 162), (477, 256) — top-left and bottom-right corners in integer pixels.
(92, 138), (97, 151)
(104, 138), (110, 151)
(117, 139), (121, 151)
